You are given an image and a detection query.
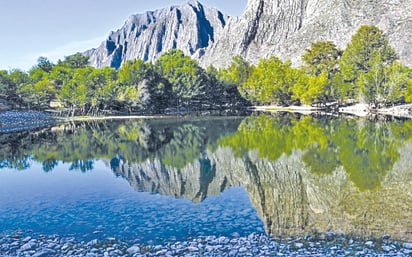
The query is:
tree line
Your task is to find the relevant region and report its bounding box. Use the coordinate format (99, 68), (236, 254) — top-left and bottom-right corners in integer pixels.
(0, 50), (247, 116)
(218, 25), (412, 107)
(1, 25), (411, 115)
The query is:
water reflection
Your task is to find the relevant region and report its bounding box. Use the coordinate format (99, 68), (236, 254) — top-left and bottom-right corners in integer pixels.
(0, 114), (411, 241)
(220, 114), (411, 191)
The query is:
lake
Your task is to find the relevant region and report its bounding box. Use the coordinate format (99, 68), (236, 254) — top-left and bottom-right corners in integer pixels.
(0, 114), (411, 245)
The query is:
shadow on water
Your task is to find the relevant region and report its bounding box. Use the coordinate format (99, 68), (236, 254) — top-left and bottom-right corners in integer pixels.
(0, 114), (411, 241)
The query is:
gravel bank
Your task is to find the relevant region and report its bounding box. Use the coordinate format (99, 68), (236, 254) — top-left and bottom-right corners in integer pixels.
(0, 111), (57, 133)
(1, 231), (411, 257)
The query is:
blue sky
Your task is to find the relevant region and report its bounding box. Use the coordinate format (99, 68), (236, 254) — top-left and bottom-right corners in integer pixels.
(0, 0), (247, 71)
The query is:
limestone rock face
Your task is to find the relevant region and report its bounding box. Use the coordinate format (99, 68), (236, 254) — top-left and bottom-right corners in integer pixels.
(85, 0), (228, 68)
(202, 0), (412, 67)
(86, 0), (412, 68)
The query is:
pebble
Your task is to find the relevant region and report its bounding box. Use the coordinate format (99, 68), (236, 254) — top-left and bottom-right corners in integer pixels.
(0, 111), (56, 133)
(365, 241), (375, 248)
(403, 242), (412, 249)
(0, 231), (411, 257)
(295, 242), (304, 248)
(382, 245), (392, 252)
(32, 248), (56, 257)
(187, 246), (199, 252)
(20, 241), (36, 251)
(127, 245), (140, 254)
(239, 246), (247, 252)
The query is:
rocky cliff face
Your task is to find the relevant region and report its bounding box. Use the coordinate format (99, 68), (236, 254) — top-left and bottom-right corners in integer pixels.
(86, 0), (412, 68)
(202, 0), (412, 67)
(85, 0), (228, 68)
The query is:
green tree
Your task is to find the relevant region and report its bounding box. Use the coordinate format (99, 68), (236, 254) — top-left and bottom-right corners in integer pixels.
(218, 55), (251, 87)
(0, 70), (14, 104)
(61, 53), (90, 69)
(302, 41), (343, 103)
(155, 49), (209, 107)
(18, 67), (56, 109)
(302, 41), (342, 77)
(241, 56), (302, 105)
(59, 67), (93, 115)
(30, 79), (56, 109)
(86, 67), (117, 114)
(36, 56), (54, 73)
(292, 72), (329, 105)
(340, 25), (398, 104)
(383, 62), (411, 104)
(117, 59), (171, 113)
(117, 60), (150, 113)
(404, 69), (412, 103)
(8, 69), (30, 107)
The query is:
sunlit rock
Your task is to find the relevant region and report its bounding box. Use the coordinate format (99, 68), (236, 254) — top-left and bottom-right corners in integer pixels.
(86, 0), (412, 68)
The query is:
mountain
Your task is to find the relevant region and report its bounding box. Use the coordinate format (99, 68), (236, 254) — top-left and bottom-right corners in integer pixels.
(202, 0), (412, 67)
(86, 0), (412, 68)
(85, 0), (228, 68)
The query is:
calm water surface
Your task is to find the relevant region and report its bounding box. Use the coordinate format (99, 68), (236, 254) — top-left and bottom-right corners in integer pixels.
(0, 114), (411, 244)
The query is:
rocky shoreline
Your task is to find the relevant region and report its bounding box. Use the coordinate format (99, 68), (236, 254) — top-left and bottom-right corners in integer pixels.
(1, 231), (411, 257)
(0, 111), (58, 133)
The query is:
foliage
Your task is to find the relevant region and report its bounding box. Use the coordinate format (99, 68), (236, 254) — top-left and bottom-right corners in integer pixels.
(239, 56), (302, 105)
(301, 41), (343, 103)
(291, 72), (329, 105)
(340, 25), (398, 104)
(384, 63), (412, 104)
(155, 49), (210, 107)
(217, 55), (252, 87)
(405, 70), (412, 103)
(61, 53), (90, 69)
(117, 60), (171, 113)
(302, 41), (342, 77)
(36, 57), (54, 73)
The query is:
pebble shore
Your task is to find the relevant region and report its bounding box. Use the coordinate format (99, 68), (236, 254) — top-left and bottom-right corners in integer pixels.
(0, 111), (56, 133)
(1, 231), (411, 257)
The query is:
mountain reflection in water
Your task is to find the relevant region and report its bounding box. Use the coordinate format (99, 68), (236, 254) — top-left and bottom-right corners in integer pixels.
(0, 114), (411, 241)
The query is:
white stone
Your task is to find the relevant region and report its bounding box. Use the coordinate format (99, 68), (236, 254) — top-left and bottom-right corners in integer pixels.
(127, 245), (141, 255)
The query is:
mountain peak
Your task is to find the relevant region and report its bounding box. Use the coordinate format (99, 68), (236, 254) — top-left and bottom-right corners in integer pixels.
(85, 0), (412, 68)
(86, 1), (228, 68)
(187, 0), (202, 6)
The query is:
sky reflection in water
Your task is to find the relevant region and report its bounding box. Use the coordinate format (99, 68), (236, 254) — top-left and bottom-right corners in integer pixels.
(0, 161), (263, 244)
